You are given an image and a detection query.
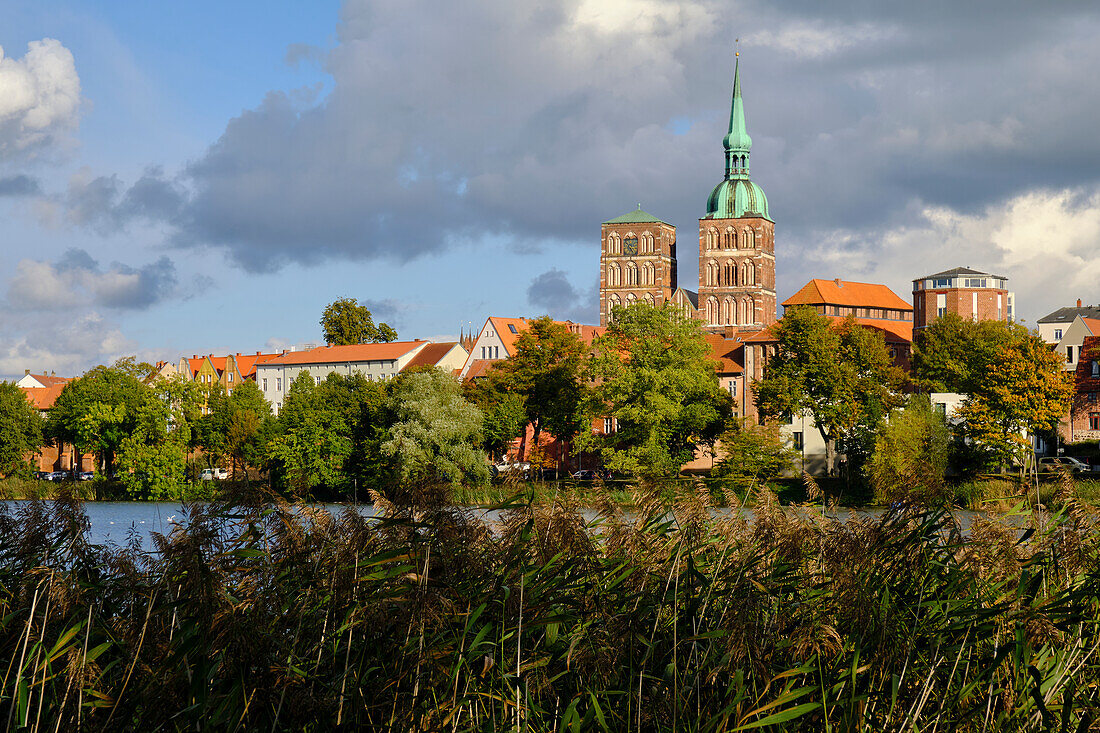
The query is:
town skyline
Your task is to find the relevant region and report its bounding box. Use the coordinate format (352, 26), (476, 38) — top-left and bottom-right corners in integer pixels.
(3, 0), (1100, 378)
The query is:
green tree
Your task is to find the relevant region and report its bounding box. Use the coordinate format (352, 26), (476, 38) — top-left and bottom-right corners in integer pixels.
(320, 297), (398, 345)
(955, 334), (1073, 472)
(381, 368), (488, 499)
(712, 418), (797, 491)
(578, 302), (730, 479)
(492, 316), (588, 469)
(225, 380), (274, 480)
(868, 395), (951, 504)
(754, 308), (906, 477)
(267, 372), (352, 494)
(47, 357), (157, 474)
(463, 368), (527, 461)
(116, 375), (198, 498)
(0, 382), (44, 476)
(912, 314), (1024, 393)
(315, 373), (391, 491)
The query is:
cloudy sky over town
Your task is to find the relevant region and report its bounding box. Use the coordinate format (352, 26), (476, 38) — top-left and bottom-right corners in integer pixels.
(2, 0), (1100, 375)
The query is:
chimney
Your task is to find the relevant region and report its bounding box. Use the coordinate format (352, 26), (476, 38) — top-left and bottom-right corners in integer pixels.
(192, 354), (197, 359)
(256, 351), (260, 355)
(50, 371), (55, 377)
(1078, 299), (1083, 308)
(24, 369), (29, 376)
(834, 278), (843, 287)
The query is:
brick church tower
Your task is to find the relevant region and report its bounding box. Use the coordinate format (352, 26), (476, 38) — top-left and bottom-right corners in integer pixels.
(697, 56), (776, 332)
(599, 207), (678, 326)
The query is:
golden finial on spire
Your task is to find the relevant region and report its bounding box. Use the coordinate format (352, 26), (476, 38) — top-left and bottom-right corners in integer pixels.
(735, 37), (740, 57)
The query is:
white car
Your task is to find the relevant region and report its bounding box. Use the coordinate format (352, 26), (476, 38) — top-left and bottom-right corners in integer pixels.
(492, 462), (531, 479)
(199, 468), (229, 481)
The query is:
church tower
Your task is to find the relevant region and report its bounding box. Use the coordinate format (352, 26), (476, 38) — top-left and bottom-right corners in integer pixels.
(599, 206), (677, 326)
(697, 56), (776, 332)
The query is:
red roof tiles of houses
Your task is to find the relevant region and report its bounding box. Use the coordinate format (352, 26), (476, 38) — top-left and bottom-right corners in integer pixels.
(403, 342), (460, 370)
(703, 333), (744, 374)
(463, 359), (500, 380)
(263, 340), (428, 366)
(742, 315), (913, 344)
(783, 279), (912, 312)
(24, 373), (71, 387)
(1082, 318), (1100, 336)
(487, 317), (530, 357)
(234, 352), (281, 378)
(22, 384), (67, 410)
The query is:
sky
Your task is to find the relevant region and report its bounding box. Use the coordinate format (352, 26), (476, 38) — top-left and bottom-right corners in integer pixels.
(2, 0), (1100, 378)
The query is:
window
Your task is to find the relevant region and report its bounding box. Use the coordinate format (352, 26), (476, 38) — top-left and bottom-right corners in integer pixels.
(262, 378), (268, 391)
(276, 378), (282, 391)
(228, 373), (233, 382)
(792, 432), (804, 450)
(1093, 361), (1100, 377)
(1067, 346), (1075, 364)
(1055, 329), (1064, 340)
(727, 381), (737, 397)
(508, 324), (518, 334)
(1089, 392), (1098, 403)
(1091, 414), (1100, 431)
(315, 376), (321, 385)
(603, 417), (615, 434)
(972, 292), (978, 320)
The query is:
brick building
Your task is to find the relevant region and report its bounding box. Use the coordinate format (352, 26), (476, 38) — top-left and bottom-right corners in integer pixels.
(1069, 335), (1100, 442)
(599, 55), (776, 333)
(912, 267), (1013, 331)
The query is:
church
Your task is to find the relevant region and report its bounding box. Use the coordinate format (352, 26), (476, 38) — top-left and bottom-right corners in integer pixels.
(599, 55), (776, 333)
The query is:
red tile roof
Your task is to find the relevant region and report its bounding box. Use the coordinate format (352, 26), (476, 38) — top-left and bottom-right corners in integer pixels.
(262, 340), (428, 366)
(703, 333), (744, 374)
(403, 342), (461, 371)
(463, 359), (500, 380)
(233, 352), (281, 379)
(23, 373), (71, 387)
(783, 279), (912, 312)
(485, 317), (604, 357)
(22, 384), (67, 410)
(1082, 318), (1100, 336)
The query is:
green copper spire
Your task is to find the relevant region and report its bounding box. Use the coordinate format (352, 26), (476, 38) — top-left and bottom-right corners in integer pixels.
(705, 54), (770, 220)
(722, 55), (752, 178)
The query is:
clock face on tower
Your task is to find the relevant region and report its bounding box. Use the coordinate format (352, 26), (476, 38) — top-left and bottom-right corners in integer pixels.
(624, 237), (638, 255)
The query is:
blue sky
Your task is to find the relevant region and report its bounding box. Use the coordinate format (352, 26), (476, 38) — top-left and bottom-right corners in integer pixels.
(3, 0), (1100, 376)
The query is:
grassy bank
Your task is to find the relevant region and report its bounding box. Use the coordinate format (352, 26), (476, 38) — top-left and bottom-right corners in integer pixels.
(4, 484), (1100, 728)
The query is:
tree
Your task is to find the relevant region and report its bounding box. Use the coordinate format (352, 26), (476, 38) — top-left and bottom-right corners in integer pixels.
(381, 368), (488, 500)
(955, 334), (1073, 472)
(224, 380), (274, 480)
(267, 372), (352, 494)
(320, 298), (398, 345)
(115, 375), (200, 498)
(47, 357), (157, 474)
(868, 395), (951, 504)
(0, 382), (44, 476)
(912, 314), (1025, 393)
(462, 369), (527, 461)
(754, 308), (906, 477)
(712, 418), (797, 491)
(578, 302), (730, 479)
(315, 373), (391, 491)
(492, 316), (588, 469)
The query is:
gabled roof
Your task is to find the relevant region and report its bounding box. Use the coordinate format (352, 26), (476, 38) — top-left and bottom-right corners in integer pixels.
(1083, 318), (1100, 336)
(1039, 305), (1100, 324)
(487, 317), (530, 357)
(261, 340), (428, 366)
(783, 279), (912, 312)
(463, 359), (499, 380)
(674, 288), (699, 309)
(602, 206), (670, 226)
(404, 342), (462, 370)
(23, 373), (70, 387)
(209, 356), (227, 374)
(915, 266), (1005, 280)
(233, 352), (281, 379)
(22, 384), (67, 410)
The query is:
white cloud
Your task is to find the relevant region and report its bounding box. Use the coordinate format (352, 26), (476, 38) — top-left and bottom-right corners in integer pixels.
(6, 249), (179, 312)
(792, 187), (1100, 324)
(745, 21), (900, 59)
(0, 38), (82, 157)
(0, 312), (132, 379)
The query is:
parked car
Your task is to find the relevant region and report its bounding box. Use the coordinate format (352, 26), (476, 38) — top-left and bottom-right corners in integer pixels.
(571, 470), (597, 481)
(77, 471), (95, 481)
(491, 462), (531, 480)
(34, 471), (51, 480)
(46, 471), (67, 482)
(199, 467), (229, 481)
(1038, 456), (1091, 474)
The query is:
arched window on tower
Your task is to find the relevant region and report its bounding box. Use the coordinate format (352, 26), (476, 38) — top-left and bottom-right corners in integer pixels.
(746, 296), (756, 325)
(724, 228), (735, 249)
(642, 233), (654, 254)
(643, 293), (655, 306)
(744, 228), (755, 249)
(746, 263), (755, 285)
(626, 262), (637, 286)
(706, 296), (719, 326)
(723, 296), (735, 325)
(709, 228), (719, 250)
(608, 294), (621, 321)
(609, 263), (620, 286)
(626, 293), (637, 308)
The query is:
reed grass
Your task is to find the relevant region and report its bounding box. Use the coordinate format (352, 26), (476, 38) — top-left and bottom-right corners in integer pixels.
(3, 477), (1100, 729)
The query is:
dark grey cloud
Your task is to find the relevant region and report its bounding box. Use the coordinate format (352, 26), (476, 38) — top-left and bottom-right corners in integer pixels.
(527, 268), (597, 323)
(6, 248), (183, 312)
(0, 175), (41, 197)
(37, 0), (1100, 296)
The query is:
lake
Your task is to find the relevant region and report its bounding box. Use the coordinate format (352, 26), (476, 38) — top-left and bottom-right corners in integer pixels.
(0, 500), (997, 551)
